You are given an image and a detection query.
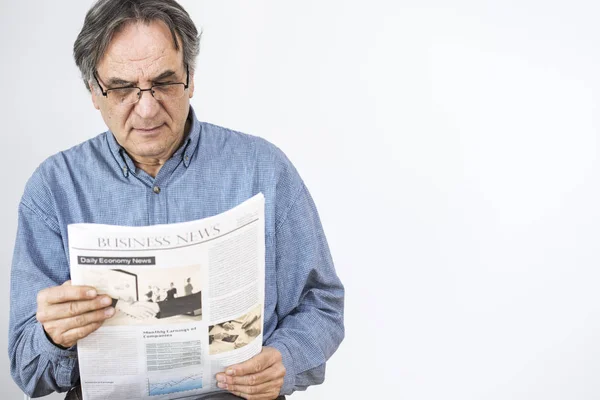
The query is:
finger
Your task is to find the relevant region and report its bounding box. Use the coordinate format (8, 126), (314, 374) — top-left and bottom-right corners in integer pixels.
(220, 375), (283, 394)
(224, 381), (274, 396)
(53, 321), (104, 348)
(38, 284), (99, 305)
(222, 362), (285, 387)
(36, 296), (113, 322)
(44, 307), (115, 333)
(229, 386), (282, 400)
(225, 347), (281, 377)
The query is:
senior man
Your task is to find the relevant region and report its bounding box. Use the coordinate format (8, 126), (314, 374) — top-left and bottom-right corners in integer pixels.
(8, 0), (344, 399)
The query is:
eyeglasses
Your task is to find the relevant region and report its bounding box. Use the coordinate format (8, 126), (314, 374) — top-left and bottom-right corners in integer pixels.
(93, 65), (189, 105)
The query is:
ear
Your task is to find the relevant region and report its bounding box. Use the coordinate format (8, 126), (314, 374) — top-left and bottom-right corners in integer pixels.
(187, 70), (195, 99)
(89, 80), (100, 110)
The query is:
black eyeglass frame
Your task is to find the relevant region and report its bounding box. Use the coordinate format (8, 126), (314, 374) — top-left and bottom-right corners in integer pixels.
(93, 64), (190, 102)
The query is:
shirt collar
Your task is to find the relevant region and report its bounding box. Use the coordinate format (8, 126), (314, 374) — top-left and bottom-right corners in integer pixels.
(106, 105), (202, 177)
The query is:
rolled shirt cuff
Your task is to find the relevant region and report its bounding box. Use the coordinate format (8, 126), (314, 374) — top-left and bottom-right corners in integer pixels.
(36, 322), (78, 388)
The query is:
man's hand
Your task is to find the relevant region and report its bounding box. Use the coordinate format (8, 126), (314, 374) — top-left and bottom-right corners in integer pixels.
(116, 300), (159, 320)
(221, 321), (235, 331)
(36, 281), (115, 348)
(216, 346), (285, 400)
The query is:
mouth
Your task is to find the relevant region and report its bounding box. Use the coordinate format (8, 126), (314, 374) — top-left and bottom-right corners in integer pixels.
(133, 124), (164, 134)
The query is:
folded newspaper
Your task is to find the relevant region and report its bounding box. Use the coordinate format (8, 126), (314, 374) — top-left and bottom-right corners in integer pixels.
(68, 194), (265, 400)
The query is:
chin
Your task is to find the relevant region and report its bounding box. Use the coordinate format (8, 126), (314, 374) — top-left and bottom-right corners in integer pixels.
(138, 146), (170, 158)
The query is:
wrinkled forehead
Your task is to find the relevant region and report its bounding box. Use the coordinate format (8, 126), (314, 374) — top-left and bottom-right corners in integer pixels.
(97, 20), (184, 80)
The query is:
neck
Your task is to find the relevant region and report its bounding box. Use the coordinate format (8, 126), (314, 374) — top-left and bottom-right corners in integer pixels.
(131, 119), (191, 178)
(133, 159), (164, 178)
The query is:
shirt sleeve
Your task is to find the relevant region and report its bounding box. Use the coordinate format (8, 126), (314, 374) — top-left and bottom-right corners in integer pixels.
(9, 200), (79, 397)
(263, 183), (345, 395)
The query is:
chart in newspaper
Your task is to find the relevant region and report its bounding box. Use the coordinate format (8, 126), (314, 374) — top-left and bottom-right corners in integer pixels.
(68, 194), (265, 400)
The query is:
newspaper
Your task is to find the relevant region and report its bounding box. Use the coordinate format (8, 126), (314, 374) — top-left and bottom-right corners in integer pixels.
(68, 194), (265, 400)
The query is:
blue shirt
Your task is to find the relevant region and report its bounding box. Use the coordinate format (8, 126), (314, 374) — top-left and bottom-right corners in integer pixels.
(9, 107), (344, 397)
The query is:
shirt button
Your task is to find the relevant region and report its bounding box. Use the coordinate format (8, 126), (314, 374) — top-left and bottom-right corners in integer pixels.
(153, 186), (161, 194)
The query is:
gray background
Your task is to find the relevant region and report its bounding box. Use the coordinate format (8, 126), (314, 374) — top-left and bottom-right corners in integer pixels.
(2, 0), (600, 399)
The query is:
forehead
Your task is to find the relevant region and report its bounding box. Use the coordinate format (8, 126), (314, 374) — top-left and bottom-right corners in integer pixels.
(97, 20), (183, 79)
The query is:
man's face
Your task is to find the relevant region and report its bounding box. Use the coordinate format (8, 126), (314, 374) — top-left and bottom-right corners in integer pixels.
(91, 20), (194, 163)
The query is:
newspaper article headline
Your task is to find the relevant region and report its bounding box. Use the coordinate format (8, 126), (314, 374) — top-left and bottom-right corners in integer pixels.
(96, 224), (222, 250)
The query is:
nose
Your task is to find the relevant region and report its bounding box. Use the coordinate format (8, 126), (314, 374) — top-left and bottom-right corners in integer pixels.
(134, 88), (161, 119)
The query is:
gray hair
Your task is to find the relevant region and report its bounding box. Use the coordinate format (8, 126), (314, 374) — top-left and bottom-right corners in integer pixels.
(73, 0), (200, 91)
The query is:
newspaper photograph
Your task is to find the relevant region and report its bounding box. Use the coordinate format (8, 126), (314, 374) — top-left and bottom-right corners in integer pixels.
(68, 194), (265, 400)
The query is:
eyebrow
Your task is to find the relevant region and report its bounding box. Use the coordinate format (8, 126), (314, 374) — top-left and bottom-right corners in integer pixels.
(104, 70), (178, 87)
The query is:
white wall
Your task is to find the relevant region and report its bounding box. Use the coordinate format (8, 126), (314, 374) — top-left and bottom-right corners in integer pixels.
(2, 0), (600, 399)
